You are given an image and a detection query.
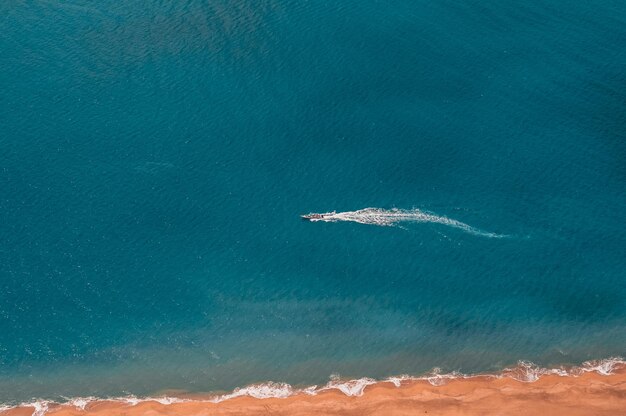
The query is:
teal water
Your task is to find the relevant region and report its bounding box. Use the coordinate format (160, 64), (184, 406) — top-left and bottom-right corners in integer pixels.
(1, 0), (625, 404)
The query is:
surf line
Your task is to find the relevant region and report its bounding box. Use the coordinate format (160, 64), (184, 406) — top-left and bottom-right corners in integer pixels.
(301, 207), (506, 238)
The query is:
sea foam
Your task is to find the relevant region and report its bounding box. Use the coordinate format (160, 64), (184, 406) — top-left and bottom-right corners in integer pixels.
(319, 375), (378, 396)
(210, 382), (295, 402)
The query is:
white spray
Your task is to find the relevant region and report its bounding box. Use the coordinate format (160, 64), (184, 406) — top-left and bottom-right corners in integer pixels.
(305, 207), (505, 238)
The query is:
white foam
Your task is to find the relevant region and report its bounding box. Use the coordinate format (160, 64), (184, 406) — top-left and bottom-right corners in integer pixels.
(504, 361), (547, 382)
(580, 357), (626, 375)
(121, 396), (142, 406)
(67, 396), (95, 410)
(18, 400), (49, 416)
(385, 375), (412, 387)
(319, 376), (378, 396)
(119, 395), (189, 406)
(210, 382), (295, 403)
(210, 376), (382, 403)
(501, 359), (626, 382)
(302, 385), (319, 395)
(305, 207), (505, 238)
(504, 361), (574, 382)
(149, 396), (190, 405)
(421, 368), (465, 386)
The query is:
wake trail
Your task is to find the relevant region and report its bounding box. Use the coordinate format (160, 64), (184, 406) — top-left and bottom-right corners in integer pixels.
(305, 208), (506, 238)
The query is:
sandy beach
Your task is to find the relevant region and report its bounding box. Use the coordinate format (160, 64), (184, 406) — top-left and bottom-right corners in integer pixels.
(3, 363), (626, 416)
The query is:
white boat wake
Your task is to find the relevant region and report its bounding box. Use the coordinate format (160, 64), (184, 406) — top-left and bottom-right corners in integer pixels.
(302, 208), (506, 238)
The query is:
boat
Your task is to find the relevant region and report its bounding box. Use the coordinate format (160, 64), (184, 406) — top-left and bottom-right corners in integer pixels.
(301, 213), (324, 221)
(301, 211), (335, 221)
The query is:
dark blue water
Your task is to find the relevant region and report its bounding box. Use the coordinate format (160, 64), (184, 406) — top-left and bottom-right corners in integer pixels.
(1, 0), (625, 403)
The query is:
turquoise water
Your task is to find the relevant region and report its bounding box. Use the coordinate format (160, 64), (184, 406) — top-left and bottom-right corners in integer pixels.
(1, 0), (625, 404)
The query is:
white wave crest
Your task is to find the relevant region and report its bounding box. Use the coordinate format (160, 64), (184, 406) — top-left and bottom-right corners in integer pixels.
(319, 376), (378, 396)
(66, 397), (95, 410)
(580, 357), (626, 376)
(305, 208), (505, 238)
(17, 400), (49, 416)
(385, 374), (412, 387)
(422, 368), (464, 386)
(501, 358), (626, 382)
(121, 396), (142, 406)
(148, 396), (190, 405)
(210, 382), (295, 403)
(122, 395), (190, 406)
(502, 361), (567, 382)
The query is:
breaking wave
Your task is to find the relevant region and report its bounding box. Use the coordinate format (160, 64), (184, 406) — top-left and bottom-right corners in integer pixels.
(4, 358), (623, 415)
(305, 207), (506, 238)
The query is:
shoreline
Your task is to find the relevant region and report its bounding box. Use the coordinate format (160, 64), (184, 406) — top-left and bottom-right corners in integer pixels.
(2, 358), (625, 415)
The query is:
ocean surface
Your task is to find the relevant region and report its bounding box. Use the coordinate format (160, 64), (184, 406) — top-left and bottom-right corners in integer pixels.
(1, 0), (625, 405)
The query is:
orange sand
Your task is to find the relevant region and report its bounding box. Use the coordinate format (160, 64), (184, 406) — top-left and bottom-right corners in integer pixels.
(4, 368), (626, 416)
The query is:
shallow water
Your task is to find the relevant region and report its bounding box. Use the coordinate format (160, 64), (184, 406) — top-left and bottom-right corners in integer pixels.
(1, 0), (625, 404)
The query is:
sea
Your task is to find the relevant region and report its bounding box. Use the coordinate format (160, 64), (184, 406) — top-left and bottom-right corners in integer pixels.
(1, 0), (625, 407)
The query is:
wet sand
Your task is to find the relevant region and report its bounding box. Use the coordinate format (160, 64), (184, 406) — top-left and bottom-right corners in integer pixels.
(3, 365), (626, 416)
